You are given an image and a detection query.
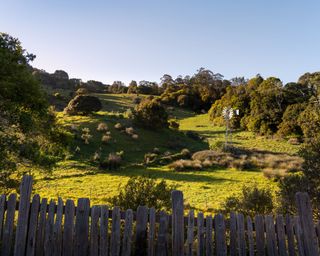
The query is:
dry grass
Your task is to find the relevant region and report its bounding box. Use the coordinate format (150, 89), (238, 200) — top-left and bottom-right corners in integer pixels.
(114, 123), (123, 130)
(97, 122), (108, 132)
(125, 127), (135, 136)
(169, 159), (203, 172)
(101, 135), (112, 144)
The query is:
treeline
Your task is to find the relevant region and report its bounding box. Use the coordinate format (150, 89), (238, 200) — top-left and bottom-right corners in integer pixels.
(209, 74), (320, 139)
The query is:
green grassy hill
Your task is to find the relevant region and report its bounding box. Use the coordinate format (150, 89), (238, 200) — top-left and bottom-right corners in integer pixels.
(31, 93), (301, 213)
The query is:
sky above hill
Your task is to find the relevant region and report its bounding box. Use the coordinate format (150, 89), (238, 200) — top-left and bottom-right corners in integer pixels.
(1, 1), (320, 85)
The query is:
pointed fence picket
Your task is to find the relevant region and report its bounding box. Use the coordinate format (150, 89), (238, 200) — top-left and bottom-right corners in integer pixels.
(0, 175), (319, 255)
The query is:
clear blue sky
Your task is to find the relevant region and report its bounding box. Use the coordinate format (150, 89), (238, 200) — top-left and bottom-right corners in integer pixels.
(1, 1), (319, 84)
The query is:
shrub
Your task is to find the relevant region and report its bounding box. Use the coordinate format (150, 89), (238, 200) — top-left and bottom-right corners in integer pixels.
(92, 151), (101, 162)
(81, 128), (92, 144)
(131, 134), (139, 140)
(107, 176), (176, 211)
(133, 97), (142, 104)
(169, 120), (180, 130)
(97, 122), (108, 132)
(114, 123), (123, 130)
(169, 159), (203, 172)
(100, 152), (122, 170)
(180, 148), (191, 158)
(125, 127), (135, 136)
(185, 131), (202, 141)
(221, 184), (274, 217)
(64, 95), (102, 115)
(76, 87), (89, 95)
(101, 135), (112, 144)
(133, 98), (168, 129)
(144, 153), (158, 164)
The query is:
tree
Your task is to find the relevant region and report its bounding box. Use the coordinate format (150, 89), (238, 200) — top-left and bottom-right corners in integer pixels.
(246, 77), (286, 134)
(127, 80), (138, 94)
(0, 33), (70, 193)
(133, 98), (168, 129)
(64, 95), (102, 115)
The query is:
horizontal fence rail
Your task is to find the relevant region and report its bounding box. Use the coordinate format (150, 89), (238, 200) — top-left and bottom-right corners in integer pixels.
(0, 175), (319, 255)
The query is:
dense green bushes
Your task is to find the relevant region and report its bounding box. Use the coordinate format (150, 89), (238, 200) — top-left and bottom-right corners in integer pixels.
(133, 98), (168, 129)
(209, 73), (320, 139)
(0, 33), (71, 192)
(107, 176), (176, 211)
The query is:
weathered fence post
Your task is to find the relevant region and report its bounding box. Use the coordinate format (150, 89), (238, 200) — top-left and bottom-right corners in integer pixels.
(134, 205), (148, 256)
(197, 212), (205, 256)
(36, 198), (48, 256)
(186, 210), (195, 256)
(0, 194), (6, 243)
(14, 175), (33, 256)
(110, 206), (121, 256)
(285, 215), (295, 256)
(148, 207), (156, 256)
(265, 215), (278, 256)
(63, 199), (75, 256)
(295, 192), (319, 255)
(90, 205), (100, 256)
(100, 205), (109, 256)
(122, 209), (133, 256)
(156, 211), (169, 256)
(2, 193), (16, 256)
(246, 216), (254, 256)
(26, 194), (40, 256)
(74, 198), (90, 256)
(206, 215), (213, 256)
(215, 213), (227, 256)
(172, 190), (184, 256)
(255, 215), (265, 256)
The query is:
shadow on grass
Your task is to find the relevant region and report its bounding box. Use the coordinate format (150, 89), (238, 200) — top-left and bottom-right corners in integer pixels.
(104, 166), (233, 184)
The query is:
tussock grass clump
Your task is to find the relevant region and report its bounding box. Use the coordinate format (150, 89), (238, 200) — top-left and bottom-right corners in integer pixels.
(81, 127), (92, 144)
(131, 134), (139, 140)
(125, 127), (135, 136)
(180, 148), (191, 158)
(114, 123), (123, 130)
(101, 135), (112, 144)
(97, 122), (108, 132)
(100, 152), (122, 170)
(263, 168), (288, 180)
(169, 159), (203, 172)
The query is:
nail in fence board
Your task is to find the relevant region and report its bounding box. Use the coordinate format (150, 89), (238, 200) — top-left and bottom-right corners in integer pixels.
(26, 194), (40, 256)
(100, 205), (109, 256)
(247, 216), (254, 256)
(265, 215), (278, 256)
(148, 207), (156, 256)
(186, 210), (194, 256)
(205, 215), (213, 256)
(295, 192), (319, 256)
(90, 205), (100, 256)
(255, 215), (265, 256)
(2, 193), (16, 256)
(14, 175), (33, 256)
(74, 198), (90, 256)
(172, 190), (184, 256)
(229, 212), (237, 256)
(214, 213), (227, 256)
(236, 213), (246, 256)
(63, 199), (75, 256)
(36, 198), (48, 256)
(276, 215), (287, 256)
(197, 212), (205, 256)
(122, 209), (133, 256)
(134, 205), (148, 256)
(110, 206), (121, 256)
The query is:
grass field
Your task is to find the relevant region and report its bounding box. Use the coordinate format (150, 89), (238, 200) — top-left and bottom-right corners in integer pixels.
(30, 94), (299, 213)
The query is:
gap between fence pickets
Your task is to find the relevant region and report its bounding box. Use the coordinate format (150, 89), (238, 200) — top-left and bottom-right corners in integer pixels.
(2, 195), (314, 234)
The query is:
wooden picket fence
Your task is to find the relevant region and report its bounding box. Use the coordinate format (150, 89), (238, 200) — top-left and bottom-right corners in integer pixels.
(0, 176), (319, 255)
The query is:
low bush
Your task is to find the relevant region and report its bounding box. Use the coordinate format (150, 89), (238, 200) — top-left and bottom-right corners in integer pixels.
(180, 148), (191, 158)
(100, 152), (122, 170)
(125, 127), (135, 136)
(169, 159), (203, 172)
(107, 176), (176, 211)
(97, 122), (108, 132)
(221, 184), (274, 216)
(131, 134), (139, 140)
(101, 135), (112, 144)
(81, 128), (92, 144)
(114, 123), (123, 130)
(169, 120), (180, 130)
(64, 95), (102, 115)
